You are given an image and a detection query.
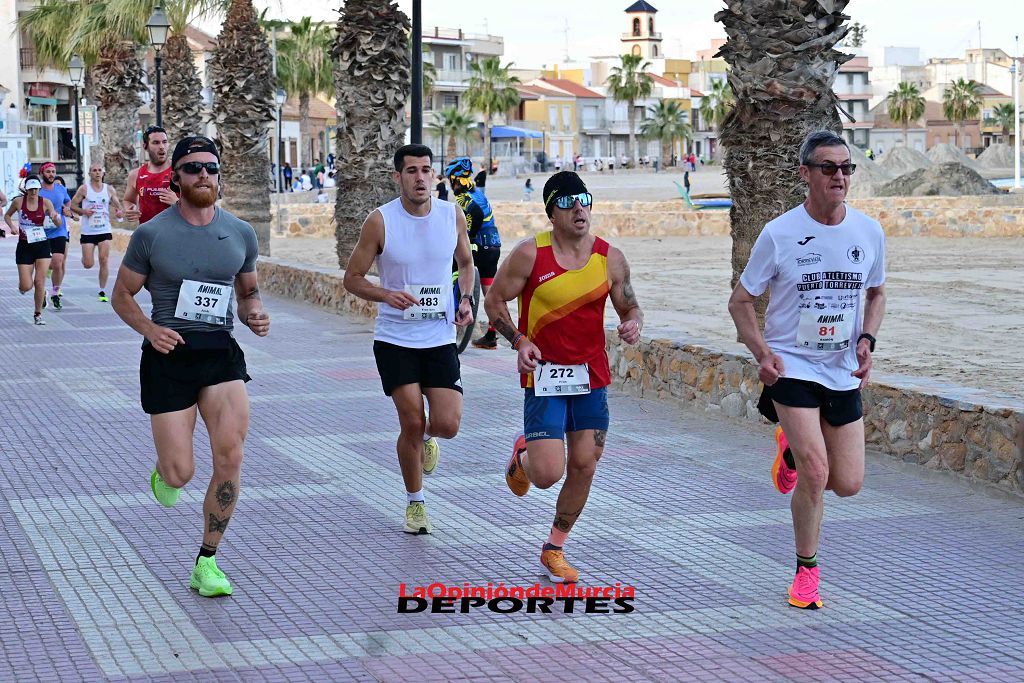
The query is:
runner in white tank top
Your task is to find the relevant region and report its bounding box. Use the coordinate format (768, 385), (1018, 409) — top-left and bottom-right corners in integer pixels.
(343, 144), (476, 536)
(71, 162), (124, 302)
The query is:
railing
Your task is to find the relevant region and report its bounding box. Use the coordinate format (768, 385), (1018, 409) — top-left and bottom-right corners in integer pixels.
(20, 48), (35, 69)
(621, 32), (662, 40)
(434, 69), (472, 84)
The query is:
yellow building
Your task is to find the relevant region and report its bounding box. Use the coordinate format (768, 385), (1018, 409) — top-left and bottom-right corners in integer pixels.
(515, 82), (578, 163)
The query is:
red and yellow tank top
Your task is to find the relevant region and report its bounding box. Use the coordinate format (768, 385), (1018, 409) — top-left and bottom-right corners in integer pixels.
(137, 165), (174, 224)
(518, 231), (611, 389)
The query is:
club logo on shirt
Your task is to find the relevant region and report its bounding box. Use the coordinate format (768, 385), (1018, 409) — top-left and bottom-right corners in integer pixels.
(797, 236), (816, 245)
(847, 245), (865, 264)
(537, 271), (557, 283)
(796, 252), (822, 267)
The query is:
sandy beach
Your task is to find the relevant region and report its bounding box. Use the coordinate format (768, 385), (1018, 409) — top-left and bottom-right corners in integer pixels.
(270, 235), (1023, 397)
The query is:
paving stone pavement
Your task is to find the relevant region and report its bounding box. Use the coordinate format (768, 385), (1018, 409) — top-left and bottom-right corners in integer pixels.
(1, 240), (1023, 683)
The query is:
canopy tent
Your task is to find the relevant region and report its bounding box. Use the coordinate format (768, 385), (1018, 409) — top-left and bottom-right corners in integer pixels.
(489, 125), (543, 139)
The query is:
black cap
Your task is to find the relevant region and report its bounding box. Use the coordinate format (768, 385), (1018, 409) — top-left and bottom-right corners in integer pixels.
(170, 135), (220, 192)
(542, 171), (590, 217)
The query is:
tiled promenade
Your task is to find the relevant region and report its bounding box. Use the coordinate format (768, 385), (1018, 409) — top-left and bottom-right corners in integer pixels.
(1, 241), (1023, 682)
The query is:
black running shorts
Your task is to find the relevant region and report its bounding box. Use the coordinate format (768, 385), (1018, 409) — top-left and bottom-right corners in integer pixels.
(15, 240), (52, 265)
(758, 377), (863, 427)
(81, 232), (112, 245)
(373, 340), (462, 397)
(48, 236), (67, 255)
(140, 331), (251, 414)
(473, 245), (500, 281)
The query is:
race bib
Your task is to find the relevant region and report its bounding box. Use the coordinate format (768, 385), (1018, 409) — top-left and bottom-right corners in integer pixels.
(534, 363), (591, 396)
(175, 280), (232, 325)
(89, 212), (108, 227)
(797, 308), (854, 352)
(403, 284), (448, 321)
(25, 225), (46, 243)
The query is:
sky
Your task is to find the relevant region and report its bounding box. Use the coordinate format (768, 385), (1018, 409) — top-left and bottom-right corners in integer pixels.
(216, 1), (1024, 69)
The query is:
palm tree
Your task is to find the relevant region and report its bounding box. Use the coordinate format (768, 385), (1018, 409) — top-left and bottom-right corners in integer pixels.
(208, 0), (276, 255)
(639, 100), (692, 169)
(698, 78), (734, 158)
(607, 54), (654, 167)
(464, 56), (521, 174)
(426, 107), (479, 168)
(332, 0), (410, 270)
(885, 82), (926, 147)
(423, 61), (437, 103)
(989, 102), (1019, 140)
(942, 78), (983, 149)
(715, 0), (849, 327)
(277, 17), (333, 165)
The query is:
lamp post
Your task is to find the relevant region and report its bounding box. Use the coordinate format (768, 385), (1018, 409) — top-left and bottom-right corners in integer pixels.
(1014, 35), (1021, 191)
(68, 54), (85, 189)
(276, 88), (286, 193)
(146, 4), (170, 127)
(410, 0), (422, 143)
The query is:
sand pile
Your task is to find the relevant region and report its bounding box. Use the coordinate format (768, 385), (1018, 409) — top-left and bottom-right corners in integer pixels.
(846, 144), (894, 198)
(977, 143), (1015, 169)
(927, 143), (982, 172)
(876, 162), (999, 197)
(878, 145), (933, 176)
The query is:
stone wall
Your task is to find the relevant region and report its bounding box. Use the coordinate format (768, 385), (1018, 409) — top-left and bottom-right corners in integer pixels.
(270, 194), (1024, 240)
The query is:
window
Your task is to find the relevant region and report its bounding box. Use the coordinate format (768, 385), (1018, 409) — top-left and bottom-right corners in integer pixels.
(549, 105), (558, 128)
(582, 105), (599, 128)
(445, 53), (459, 71)
(632, 18), (640, 36)
(27, 104), (49, 160)
(652, 44), (659, 57)
(562, 105), (571, 131)
(963, 134), (971, 148)
(632, 45), (641, 56)
(443, 94), (459, 108)
(649, 17), (655, 35)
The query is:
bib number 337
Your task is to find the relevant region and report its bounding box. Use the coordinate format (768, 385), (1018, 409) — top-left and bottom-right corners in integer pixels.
(175, 279), (232, 325)
(534, 363), (590, 396)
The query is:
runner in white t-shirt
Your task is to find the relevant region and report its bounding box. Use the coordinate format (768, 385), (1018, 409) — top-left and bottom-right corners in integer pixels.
(728, 130), (887, 611)
(71, 162), (124, 302)
(343, 144), (476, 536)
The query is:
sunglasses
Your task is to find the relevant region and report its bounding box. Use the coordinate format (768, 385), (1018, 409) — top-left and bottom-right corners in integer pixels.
(176, 161), (220, 175)
(805, 162), (856, 176)
(551, 192), (593, 210)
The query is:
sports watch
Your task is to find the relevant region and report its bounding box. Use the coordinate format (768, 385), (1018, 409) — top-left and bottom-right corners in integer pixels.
(460, 293), (475, 308)
(857, 333), (876, 352)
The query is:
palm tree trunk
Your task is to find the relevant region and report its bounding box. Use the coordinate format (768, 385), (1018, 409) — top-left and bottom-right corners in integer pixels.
(162, 32), (204, 144)
(332, 0), (410, 270)
(93, 42), (145, 190)
(903, 124), (908, 147)
(447, 133), (457, 160)
(626, 99), (636, 167)
(662, 135), (672, 169)
(299, 91), (311, 165)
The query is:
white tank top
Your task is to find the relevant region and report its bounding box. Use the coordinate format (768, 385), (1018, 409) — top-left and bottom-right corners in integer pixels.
(373, 197), (458, 348)
(82, 183), (112, 235)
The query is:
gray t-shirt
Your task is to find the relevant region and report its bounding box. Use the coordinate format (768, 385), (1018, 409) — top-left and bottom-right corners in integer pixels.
(122, 205), (258, 334)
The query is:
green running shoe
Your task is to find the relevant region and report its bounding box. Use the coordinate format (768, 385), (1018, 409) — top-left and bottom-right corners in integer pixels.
(190, 556), (233, 597)
(150, 469), (180, 507)
(423, 438), (440, 475)
(403, 501), (432, 534)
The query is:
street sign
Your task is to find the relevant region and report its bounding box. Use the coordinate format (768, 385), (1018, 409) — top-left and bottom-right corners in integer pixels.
(78, 106), (98, 139)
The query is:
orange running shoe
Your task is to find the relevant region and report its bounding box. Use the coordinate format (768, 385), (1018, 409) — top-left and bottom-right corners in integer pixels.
(772, 426), (798, 494)
(540, 548), (580, 583)
(787, 565), (823, 609)
(505, 435), (530, 497)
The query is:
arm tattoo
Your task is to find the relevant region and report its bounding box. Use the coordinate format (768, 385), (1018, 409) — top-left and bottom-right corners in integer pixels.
(215, 481), (237, 511)
(594, 429), (607, 447)
(493, 317), (519, 343)
(622, 280), (638, 308)
(242, 287), (261, 300)
(207, 513), (230, 533)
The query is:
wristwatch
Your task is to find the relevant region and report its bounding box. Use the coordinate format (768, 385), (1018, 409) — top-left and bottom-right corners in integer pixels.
(460, 293), (475, 308)
(857, 333), (876, 352)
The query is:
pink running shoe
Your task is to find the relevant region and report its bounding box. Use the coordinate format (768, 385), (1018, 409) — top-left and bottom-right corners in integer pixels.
(771, 426), (797, 494)
(788, 566), (823, 609)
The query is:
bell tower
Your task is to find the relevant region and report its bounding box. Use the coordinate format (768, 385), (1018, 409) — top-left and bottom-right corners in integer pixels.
(621, 1), (663, 59)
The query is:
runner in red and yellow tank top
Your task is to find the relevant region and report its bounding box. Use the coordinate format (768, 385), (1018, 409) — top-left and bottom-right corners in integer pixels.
(123, 126), (177, 224)
(484, 171), (644, 584)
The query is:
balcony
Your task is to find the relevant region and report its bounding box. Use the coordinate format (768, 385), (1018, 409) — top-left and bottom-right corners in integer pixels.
(20, 48), (34, 68)
(19, 48), (72, 88)
(622, 32), (662, 40)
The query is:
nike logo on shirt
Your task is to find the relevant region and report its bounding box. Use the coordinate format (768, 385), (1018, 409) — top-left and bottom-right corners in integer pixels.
(218, 235), (229, 240)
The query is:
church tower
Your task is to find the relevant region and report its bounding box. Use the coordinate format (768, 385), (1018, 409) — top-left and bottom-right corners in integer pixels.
(621, 1), (663, 59)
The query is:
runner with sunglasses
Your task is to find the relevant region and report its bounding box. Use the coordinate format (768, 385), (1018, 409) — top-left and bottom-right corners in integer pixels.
(728, 130), (886, 610)
(113, 135), (269, 598)
(124, 125), (176, 225)
(484, 171), (643, 583)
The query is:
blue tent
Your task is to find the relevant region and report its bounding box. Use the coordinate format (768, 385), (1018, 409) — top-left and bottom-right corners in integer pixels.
(490, 125), (543, 139)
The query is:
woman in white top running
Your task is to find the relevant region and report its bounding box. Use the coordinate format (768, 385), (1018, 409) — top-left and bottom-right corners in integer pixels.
(71, 162), (124, 302)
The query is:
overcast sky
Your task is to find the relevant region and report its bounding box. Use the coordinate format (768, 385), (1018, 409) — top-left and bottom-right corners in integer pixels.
(229, 1), (1024, 68)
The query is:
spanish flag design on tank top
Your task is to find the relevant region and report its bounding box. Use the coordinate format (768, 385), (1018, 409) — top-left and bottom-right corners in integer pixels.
(518, 231), (611, 389)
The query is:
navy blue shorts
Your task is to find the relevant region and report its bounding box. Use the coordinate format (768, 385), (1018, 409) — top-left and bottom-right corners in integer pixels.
(523, 387), (609, 442)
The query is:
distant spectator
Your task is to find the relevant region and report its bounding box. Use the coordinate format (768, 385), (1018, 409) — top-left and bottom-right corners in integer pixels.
(282, 162), (293, 191)
(436, 178), (449, 200)
(554, 156), (562, 172)
(522, 177), (534, 202)
(300, 171), (312, 191)
(474, 169), (487, 188)
(323, 170), (336, 189)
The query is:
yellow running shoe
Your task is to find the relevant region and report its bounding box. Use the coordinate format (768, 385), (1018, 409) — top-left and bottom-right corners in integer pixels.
(423, 438), (440, 475)
(190, 556), (233, 597)
(540, 548), (580, 583)
(150, 469), (180, 507)
(404, 501), (432, 534)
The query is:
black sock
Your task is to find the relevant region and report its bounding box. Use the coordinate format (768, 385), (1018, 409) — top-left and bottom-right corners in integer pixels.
(797, 553), (817, 570)
(197, 544), (217, 565)
(542, 542), (562, 551)
(783, 447), (795, 470)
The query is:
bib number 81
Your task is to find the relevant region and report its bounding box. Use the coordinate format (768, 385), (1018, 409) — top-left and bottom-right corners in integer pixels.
(819, 326), (835, 336)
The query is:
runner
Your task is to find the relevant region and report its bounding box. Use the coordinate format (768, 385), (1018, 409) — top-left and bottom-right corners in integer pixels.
(728, 130), (886, 610)
(71, 162), (124, 302)
(123, 125), (176, 225)
(444, 157), (502, 350)
(111, 135), (269, 597)
(3, 175), (64, 325)
(343, 143), (475, 535)
(38, 162), (74, 310)
(484, 171), (643, 583)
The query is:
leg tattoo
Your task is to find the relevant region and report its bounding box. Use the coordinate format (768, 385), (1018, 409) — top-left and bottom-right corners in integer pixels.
(594, 429), (607, 447)
(215, 481), (237, 511)
(207, 513), (230, 534)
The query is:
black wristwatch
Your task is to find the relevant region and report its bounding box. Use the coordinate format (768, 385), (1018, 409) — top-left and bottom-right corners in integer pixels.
(857, 333), (876, 352)
(460, 293), (475, 308)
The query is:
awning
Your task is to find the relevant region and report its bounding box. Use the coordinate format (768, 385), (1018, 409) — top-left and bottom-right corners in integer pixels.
(29, 96), (58, 106)
(490, 125), (543, 139)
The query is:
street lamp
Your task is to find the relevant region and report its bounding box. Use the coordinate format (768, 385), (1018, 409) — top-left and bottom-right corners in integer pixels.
(276, 88), (286, 193)
(146, 3), (170, 127)
(411, 0), (422, 143)
(68, 54), (85, 189)
(1014, 35), (1021, 191)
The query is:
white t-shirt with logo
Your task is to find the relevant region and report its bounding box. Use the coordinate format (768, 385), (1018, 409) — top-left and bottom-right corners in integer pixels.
(739, 203), (886, 391)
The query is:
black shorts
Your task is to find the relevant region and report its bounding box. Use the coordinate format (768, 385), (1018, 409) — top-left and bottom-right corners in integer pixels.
(757, 377), (863, 427)
(81, 233), (112, 245)
(373, 340), (462, 397)
(48, 236), (67, 255)
(15, 240), (52, 265)
(473, 246), (500, 281)
(140, 331), (251, 415)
